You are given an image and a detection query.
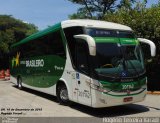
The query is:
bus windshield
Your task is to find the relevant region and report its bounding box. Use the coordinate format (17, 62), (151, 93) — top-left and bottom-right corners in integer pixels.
(93, 43), (145, 78)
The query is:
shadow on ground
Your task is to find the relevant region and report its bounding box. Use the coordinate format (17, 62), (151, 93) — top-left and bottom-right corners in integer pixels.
(13, 85), (149, 117)
(70, 103), (149, 117)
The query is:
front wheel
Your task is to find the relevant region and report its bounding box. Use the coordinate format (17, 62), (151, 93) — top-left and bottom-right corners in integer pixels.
(17, 77), (22, 89)
(57, 84), (70, 105)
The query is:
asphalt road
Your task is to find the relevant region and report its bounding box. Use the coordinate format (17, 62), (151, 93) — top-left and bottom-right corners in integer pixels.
(0, 80), (160, 118)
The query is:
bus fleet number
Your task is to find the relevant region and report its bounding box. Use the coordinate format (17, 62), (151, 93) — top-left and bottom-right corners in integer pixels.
(122, 84), (134, 90)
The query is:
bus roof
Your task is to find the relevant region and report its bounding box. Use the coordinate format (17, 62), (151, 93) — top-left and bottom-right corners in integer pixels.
(11, 23), (61, 47)
(11, 19), (132, 47)
(61, 19), (132, 31)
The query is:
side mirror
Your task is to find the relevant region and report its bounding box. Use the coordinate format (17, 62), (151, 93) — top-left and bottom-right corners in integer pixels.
(74, 34), (96, 56)
(137, 38), (156, 57)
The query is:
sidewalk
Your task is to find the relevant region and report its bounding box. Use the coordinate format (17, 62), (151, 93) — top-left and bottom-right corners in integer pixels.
(147, 91), (160, 95)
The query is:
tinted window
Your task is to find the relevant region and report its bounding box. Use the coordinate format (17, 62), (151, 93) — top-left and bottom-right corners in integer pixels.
(63, 26), (84, 67)
(18, 30), (65, 58)
(75, 39), (89, 74)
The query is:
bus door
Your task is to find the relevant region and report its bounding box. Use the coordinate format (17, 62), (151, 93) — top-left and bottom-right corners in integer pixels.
(75, 39), (92, 106)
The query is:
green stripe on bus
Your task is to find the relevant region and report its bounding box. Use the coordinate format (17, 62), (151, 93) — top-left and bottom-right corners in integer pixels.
(94, 37), (119, 43)
(11, 23), (61, 47)
(94, 37), (138, 45)
(103, 88), (146, 97)
(11, 55), (66, 88)
(100, 77), (146, 90)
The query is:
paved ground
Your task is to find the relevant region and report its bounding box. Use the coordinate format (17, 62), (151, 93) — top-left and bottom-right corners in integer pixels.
(0, 80), (160, 118)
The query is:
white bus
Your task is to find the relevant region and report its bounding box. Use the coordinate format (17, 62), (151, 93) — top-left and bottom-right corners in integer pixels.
(10, 20), (156, 107)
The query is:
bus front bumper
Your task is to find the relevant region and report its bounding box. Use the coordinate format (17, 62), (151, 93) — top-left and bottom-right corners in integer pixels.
(91, 88), (147, 108)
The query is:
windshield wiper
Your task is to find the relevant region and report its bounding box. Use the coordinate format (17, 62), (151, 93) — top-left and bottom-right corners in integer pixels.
(119, 46), (127, 72)
(120, 46), (140, 77)
(124, 49), (140, 77)
(126, 59), (140, 77)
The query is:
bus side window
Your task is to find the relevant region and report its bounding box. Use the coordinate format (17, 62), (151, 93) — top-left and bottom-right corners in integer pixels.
(39, 31), (66, 58)
(63, 27), (84, 68)
(75, 39), (89, 75)
(19, 30), (66, 58)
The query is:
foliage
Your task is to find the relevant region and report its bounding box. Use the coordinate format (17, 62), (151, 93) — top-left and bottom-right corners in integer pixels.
(0, 15), (38, 69)
(0, 15), (38, 53)
(68, 0), (136, 19)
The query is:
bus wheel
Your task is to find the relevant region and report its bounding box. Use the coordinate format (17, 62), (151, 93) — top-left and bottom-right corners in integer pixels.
(57, 84), (70, 105)
(17, 77), (22, 89)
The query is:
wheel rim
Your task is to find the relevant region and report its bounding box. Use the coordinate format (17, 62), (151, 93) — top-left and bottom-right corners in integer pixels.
(60, 88), (68, 101)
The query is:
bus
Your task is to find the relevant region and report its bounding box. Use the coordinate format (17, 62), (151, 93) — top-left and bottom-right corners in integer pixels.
(10, 20), (156, 108)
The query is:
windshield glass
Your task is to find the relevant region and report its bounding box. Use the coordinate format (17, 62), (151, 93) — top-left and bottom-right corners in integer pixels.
(85, 28), (145, 79)
(93, 43), (145, 78)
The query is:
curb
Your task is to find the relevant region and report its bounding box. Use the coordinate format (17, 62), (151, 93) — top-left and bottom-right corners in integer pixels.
(147, 91), (160, 95)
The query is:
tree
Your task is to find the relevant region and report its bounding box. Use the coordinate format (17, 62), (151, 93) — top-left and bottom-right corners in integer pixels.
(0, 15), (38, 53)
(118, 0), (136, 10)
(68, 0), (135, 19)
(104, 1), (160, 44)
(0, 15), (38, 69)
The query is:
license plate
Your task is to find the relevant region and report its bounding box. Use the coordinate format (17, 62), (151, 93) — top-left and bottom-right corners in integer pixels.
(123, 97), (133, 102)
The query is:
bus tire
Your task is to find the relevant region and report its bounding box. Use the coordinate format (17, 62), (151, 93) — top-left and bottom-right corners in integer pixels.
(57, 83), (70, 105)
(17, 77), (22, 90)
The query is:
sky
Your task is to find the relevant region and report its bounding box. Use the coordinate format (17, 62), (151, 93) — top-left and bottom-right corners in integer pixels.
(0, 0), (159, 30)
